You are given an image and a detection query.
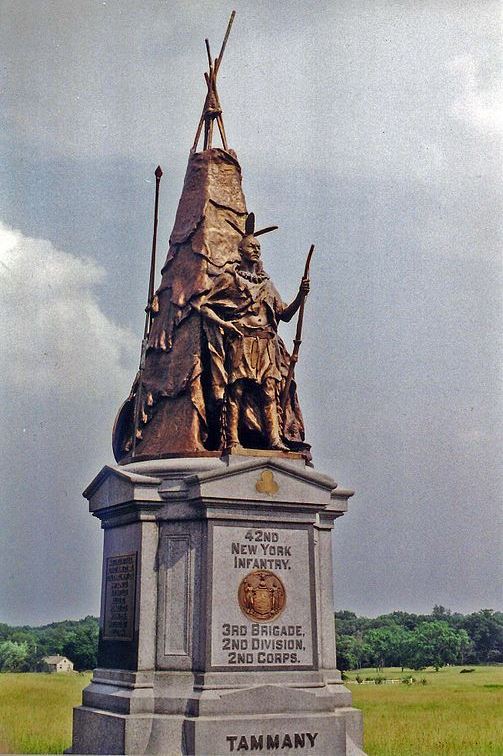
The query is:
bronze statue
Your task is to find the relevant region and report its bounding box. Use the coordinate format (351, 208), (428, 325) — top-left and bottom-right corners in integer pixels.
(195, 214), (309, 452)
(112, 14), (313, 463)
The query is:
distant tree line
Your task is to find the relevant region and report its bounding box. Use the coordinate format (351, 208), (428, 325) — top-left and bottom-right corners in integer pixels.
(0, 607), (501, 673)
(0, 616), (98, 672)
(335, 606), (503, 671)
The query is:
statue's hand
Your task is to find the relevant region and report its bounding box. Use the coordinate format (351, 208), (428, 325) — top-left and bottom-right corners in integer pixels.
(223, 322), (242, 338)
(300, 276), (310, 296)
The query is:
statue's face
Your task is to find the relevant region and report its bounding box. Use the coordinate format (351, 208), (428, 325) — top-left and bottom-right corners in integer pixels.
(239, 235), (261, 263)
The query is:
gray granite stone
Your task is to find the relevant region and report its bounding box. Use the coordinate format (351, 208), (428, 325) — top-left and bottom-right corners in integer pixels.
(69, 456), (365, 754)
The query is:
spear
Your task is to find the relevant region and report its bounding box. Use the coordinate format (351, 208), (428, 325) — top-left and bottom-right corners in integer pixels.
(131, 165), (163, 457)
(281, 244), (315, 415)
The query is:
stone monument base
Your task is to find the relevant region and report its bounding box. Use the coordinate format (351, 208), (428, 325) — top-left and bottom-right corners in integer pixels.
(72, 670), (363, 754)
(69, 456), (364, 755)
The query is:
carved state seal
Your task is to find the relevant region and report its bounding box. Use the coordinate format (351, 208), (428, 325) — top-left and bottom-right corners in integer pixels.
(238, 570), (286, 622)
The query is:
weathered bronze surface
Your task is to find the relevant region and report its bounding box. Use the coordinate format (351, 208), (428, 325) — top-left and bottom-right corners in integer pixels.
(255, 470), (279, 495)
(103, 553), (137, 642)
(238, 570), (286, 622)
(112, 18), (312, 463)
(113, 147), (311, 462)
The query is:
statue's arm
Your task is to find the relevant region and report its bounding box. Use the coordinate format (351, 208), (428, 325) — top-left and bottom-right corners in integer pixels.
(193, 271), (243, 337)
(192, 287), (241, 337)
(280, 276), (310, 322)
(198, 303), (242, 336)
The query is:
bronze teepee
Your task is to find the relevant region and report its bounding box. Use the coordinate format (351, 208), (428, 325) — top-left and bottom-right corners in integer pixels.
(112, 13), (311, 463)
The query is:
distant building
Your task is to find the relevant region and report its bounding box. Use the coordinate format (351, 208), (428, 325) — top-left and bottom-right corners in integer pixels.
(41, 655), (74, 673)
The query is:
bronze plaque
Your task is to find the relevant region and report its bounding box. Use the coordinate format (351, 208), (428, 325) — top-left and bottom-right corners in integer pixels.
(238, 570), (286, 622)
(103, 552), (137, 641)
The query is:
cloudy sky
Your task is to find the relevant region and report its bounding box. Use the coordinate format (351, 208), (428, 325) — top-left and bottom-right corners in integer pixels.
(0, 0), (501, 626)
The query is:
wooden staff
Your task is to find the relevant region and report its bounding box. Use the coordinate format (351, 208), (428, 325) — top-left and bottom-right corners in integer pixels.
(131, 165), (163, 457)
(281, 244), (315, 414)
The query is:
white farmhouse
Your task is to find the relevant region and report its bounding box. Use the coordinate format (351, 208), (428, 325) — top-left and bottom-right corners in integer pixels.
(42, 655), (74, 673)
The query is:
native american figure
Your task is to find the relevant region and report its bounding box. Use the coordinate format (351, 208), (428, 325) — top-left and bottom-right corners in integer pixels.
(112, 16), (312, 462)
(194, 214), (310, 453)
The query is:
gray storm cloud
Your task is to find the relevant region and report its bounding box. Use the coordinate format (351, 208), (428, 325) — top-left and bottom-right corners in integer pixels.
(0, 0), (501, 623)
(0, 222), (136, 624)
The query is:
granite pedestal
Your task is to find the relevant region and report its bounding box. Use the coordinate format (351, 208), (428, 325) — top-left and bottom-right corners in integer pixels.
(69, 455), (364, 755)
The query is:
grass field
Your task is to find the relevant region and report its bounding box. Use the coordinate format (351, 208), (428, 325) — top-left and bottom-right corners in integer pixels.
(0, 666), (501, 754)
(346, 665), (503, 755)
(0, 672), (91, 754)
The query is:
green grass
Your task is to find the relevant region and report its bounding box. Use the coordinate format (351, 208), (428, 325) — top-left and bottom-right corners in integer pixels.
(0, 667), (501, 754)
(345, 665), (503, 755)
(0, 672), (91, 754)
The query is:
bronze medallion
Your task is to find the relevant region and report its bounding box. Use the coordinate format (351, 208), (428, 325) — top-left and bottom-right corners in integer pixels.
(255, 470), (279, 495)
(238, 570), (286, 622)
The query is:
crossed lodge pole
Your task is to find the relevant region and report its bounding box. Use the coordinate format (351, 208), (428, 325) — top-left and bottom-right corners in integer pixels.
(192, 10), (235, 152)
